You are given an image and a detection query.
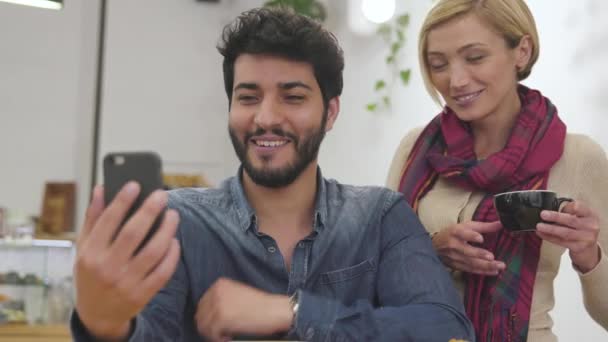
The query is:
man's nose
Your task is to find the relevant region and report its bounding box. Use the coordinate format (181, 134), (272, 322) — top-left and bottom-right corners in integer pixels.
(254, 98), (284, 128)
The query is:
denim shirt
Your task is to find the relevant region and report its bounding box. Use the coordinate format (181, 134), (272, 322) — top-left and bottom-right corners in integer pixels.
(72, 169), (474, 341)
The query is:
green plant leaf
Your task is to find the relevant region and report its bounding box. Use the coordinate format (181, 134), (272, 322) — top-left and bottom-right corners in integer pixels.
(376, 24), (391, 36)
(309, 1), (327, 21)
(400, 69), (411, 85)
(366, 11), (413, 115)
(391, 42), (401, 55)
(382, 96), (391, 106)
(396, 29), (405, 42)
(397, 14), (410, 27)
(264, 0), (326, 22)
(263, 0), (282, 6)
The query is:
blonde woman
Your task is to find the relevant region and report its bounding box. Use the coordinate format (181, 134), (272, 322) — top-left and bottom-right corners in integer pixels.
(386, 0), (608, 341)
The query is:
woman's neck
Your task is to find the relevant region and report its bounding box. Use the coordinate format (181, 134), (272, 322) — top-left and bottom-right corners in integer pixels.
(471, 88), (522, 159)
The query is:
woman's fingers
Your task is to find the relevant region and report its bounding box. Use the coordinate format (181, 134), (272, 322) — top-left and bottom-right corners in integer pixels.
(541, 211), (598, 234)
(560, 201), (594, 218)
(537, 202), (600, 273)
(469, 221), (503, 234)
(442, 239), (505, 274)
(536, 222), (579, 241)
(436, 221), (508, 275)
(537, 223), (597, 252)
(454, 221), (502, 243)
(538, 200), (599, 253)
(461, 243), (494, 261)
(451, 258), (505, 275)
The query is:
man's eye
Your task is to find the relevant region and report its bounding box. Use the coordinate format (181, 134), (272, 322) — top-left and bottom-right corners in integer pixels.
(238, 95), (258, 103)
(285, 95), (305, 101)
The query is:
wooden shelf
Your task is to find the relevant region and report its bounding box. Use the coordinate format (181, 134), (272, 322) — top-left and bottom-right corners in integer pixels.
(0, 232), (76, 249)
(0, 239), (73, 249)
(0, 324), (70, 341)
(34, 232), (76, 242)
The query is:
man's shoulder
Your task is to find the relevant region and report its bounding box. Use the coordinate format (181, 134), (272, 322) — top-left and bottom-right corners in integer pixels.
(167, 184), (232, 212)
(323, 178), (404, 213)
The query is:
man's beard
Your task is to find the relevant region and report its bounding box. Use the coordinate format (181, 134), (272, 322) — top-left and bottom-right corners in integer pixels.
(229, 113), (327, 188)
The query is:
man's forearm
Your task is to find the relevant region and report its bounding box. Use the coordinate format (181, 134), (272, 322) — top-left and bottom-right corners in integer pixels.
(73, 310), (132, 342)
(71, 309), (180, 342)
(292, 291), (474, 342)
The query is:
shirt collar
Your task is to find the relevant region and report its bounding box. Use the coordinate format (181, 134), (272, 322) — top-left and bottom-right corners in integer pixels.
(228, 166), (328, 233)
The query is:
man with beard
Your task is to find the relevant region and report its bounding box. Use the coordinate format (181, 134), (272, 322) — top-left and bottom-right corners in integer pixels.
(70, 7), (473, 342)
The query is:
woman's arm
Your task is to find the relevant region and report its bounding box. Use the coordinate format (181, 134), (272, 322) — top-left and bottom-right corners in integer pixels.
(573, 136), (608, 328)
(386, 127), (423, 190)
(538, 134), (608, 329)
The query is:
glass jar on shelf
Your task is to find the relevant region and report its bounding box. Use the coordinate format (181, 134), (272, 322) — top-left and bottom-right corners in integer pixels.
(0, 237), (74, 326)
(3, 210), (35, 245)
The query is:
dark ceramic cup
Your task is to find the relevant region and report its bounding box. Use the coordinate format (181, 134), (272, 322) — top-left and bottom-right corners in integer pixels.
(493, 190), (573, 232)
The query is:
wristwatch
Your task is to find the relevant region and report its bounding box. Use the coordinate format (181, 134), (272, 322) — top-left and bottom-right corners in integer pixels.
(289, 290), (300, 325)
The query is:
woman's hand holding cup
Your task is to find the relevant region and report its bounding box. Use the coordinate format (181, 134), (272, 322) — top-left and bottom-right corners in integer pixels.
(537, 201), (601, 273)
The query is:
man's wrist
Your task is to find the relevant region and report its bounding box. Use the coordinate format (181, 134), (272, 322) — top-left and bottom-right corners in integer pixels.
(79, 313), (132, 342)
(288, 290), (299, 328)
(271, 294), (296, 333)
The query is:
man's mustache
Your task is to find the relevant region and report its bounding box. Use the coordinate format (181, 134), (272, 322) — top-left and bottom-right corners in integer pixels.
(245, 128), (298, 143)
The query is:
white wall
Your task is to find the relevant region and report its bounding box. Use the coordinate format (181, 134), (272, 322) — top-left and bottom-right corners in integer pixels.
(0, 0), (100, 227)
(526, 1), (608, 340)
(97, 0), (266, 185)
(318, 0), (438, 185)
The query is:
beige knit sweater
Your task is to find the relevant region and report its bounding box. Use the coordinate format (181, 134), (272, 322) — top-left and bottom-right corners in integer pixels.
(386, 128), (608, 342)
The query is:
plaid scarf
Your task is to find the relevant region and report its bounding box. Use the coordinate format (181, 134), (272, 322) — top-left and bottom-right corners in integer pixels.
(397, 85), (566, 341)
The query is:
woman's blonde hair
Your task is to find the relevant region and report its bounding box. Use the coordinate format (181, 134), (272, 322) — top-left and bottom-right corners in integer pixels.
(419, 0), (539, 104)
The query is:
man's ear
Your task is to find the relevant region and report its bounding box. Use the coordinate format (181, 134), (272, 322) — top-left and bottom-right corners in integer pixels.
(324, 97), (340, 132)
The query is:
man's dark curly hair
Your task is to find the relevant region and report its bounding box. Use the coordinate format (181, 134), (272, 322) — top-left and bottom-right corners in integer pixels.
(217, 7), (344, 107)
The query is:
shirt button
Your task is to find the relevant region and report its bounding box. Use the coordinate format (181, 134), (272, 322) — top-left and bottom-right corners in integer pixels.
(297, 242), (305, 248)
(267, 246), (276, 253)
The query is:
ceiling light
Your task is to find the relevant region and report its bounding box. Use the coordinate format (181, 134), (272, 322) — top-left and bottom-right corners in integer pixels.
(361, 0), (395, 24)
(0, 0), (63, 10)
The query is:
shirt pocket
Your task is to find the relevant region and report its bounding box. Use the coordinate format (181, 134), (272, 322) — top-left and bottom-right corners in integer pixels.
(317, 258), (377, 302)
(320, 258), (377, 284)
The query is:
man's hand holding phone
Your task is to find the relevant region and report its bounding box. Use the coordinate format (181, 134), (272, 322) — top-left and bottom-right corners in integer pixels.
(74, 183), (181, 341)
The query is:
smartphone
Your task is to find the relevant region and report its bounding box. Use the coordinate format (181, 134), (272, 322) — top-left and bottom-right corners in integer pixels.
(103, 151), (164, 251)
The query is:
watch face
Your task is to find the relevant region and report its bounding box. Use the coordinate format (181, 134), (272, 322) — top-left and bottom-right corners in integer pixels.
(290, 290), (300, 313)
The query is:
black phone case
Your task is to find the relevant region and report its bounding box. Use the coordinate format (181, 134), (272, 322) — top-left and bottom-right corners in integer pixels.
(103, 152), (164, 251)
